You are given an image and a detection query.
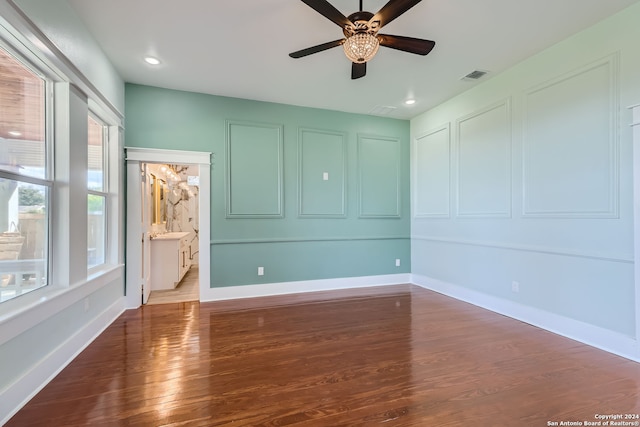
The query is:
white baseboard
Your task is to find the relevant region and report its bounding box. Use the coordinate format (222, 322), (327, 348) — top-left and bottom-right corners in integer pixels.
(200, 273), (412, 302)
(411, 274), (640, 363)
(0, 298), (126, 426)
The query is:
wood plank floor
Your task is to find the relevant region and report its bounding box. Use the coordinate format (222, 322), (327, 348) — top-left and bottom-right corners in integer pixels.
(7, 285), (640, 426)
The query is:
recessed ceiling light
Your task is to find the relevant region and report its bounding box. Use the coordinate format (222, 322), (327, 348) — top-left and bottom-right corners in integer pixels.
(8, 131), (22, 137)
(404, 99), (416, 105)
(144, 56), (161, 65)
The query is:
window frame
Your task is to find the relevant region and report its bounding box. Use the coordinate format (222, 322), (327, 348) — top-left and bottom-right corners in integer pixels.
(0, 39), (55, 303)
(87, 112), (109, 271)
(0, 24), (124, 305)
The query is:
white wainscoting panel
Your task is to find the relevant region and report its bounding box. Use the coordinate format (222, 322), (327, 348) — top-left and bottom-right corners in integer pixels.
(455, 99), (512, 218)
(523, 54), (619, 218)
(414, 124), (451, 218)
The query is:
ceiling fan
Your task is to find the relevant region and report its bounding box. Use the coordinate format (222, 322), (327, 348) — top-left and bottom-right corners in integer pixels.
(289, 0), (435, 79)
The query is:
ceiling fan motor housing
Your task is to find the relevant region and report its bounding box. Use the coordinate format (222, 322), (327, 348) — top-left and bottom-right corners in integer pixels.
(343, 11), (378, 37)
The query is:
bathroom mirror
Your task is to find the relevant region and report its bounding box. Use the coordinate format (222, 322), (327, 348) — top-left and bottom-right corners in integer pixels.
(151, 175), (167, 224)
(159, 179), (167, 224)
(150, 174), (157, 224)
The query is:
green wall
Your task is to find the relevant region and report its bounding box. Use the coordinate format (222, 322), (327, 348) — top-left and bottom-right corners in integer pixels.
(125, 84), (410, 287)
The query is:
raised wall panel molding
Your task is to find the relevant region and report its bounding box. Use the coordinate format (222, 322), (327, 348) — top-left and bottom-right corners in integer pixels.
(630, 103), (640, 127)
(414, 124), (451, 218)
(297, 128), (347, 218)
(455, 99), (512, 218)
(357, 134), (402, 218)
(411, 235), (633, 264)
(226, 120), (284, 218)
(522, 54), (619, 218)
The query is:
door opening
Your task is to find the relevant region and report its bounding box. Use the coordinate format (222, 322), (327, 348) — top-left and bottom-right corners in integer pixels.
(144, 162), (200, 305)
(125, 147), (211, 309)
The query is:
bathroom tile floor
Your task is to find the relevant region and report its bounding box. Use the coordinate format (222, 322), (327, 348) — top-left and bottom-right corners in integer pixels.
(146, 266), (199, 305)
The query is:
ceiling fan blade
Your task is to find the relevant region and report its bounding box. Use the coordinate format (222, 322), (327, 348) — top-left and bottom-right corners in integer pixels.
(377, 34), (435, 55)
(300, 0), (352, 28)
(370, 0), (423, 29)
(289, 39), (345, 58)
(351, 62), (366, 79)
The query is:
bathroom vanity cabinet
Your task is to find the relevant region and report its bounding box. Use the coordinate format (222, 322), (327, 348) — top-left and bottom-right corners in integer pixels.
(150, 231), (193, 290)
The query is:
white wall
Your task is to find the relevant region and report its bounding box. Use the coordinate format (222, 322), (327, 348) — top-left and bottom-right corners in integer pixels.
(411, 3), (640, 360)
(0, 0), (126, 423)
(12, 0), (124, 114)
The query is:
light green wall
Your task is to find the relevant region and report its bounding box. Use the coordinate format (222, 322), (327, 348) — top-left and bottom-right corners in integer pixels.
(410, 3), (640, 337)
(125, 84), (411, 287)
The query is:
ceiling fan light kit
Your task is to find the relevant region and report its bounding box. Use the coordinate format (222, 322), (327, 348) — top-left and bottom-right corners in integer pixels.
(343, 33), (380, 63)
(290, 0), (435, 79)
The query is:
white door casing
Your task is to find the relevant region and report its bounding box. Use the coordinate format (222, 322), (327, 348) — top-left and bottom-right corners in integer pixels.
(141, 164), (151, 304)
(125, 147), (211, 308)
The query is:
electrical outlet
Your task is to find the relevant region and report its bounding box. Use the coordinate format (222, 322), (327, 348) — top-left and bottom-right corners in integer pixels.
(258, 266), (264, 276)
(511, 281), (520, 293)
(395, 259), (401, 267)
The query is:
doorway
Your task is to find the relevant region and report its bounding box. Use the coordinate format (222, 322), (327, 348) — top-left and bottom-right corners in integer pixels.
(125, 147), (211, 309)
(144, 162), (200, 304)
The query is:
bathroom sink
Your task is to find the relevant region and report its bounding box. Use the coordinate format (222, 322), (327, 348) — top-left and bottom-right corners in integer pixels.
(151, 231), (191, 240)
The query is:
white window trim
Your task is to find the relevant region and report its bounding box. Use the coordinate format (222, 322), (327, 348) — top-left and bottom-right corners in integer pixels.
(0, 15), (124, 316)
(87, 113), (109, 272)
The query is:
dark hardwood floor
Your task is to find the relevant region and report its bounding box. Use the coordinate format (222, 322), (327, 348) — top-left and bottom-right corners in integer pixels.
(7, 285), (640, 426)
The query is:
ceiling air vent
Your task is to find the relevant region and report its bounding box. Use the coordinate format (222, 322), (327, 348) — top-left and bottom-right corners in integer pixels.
(461, 70), (488, 81)
(369, 105), (397, 116)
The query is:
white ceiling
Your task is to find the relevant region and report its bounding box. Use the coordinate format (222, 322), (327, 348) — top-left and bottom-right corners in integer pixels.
(67, 0), (639, 120)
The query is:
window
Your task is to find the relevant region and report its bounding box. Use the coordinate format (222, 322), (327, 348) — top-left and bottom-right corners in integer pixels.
(0, 45), (51, 302)
(88, 114), (107, 269)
